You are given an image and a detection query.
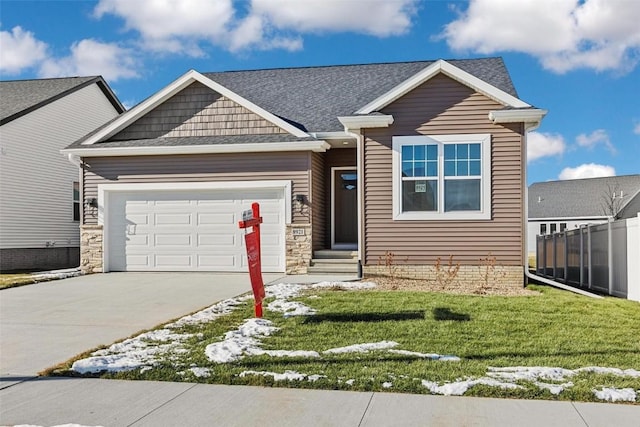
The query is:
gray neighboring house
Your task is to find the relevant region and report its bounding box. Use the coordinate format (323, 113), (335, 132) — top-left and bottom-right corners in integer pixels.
(63, 57), (547, 289)
(0, 77), (124, 272)
(527, 174), (640, 254)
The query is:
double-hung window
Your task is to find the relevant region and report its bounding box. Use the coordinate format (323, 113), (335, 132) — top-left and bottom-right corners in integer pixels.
(392, 134), (491, 220)
(73, 181), (80, 222)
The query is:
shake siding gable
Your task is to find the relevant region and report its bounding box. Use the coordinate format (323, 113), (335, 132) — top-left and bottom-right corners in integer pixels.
(364, 74), (525, 266)
(82, 152), (310, 224)
(112, 82), (287, 140)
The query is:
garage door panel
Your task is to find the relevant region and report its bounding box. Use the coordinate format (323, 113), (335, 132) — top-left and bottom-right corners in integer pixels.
(197, 233), (236, 246)
(155, 234), (192, 246)
(198, 254), (239, 268)
(155, 254), (193, 268)
(198, 213), (235, 225)
(107, 188), (285, 272)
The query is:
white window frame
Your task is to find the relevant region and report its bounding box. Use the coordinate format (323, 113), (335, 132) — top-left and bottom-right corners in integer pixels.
(392, 134), (492, 221)
(72, 181), (80, 222)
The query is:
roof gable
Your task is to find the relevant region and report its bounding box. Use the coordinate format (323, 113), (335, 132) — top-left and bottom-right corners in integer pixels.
(0, 76), (124, 125)
(356, 60), (529, 114)
(529, 175), (640, 219)
(80, 70), (308, 145)
(111, 81), (287, 141)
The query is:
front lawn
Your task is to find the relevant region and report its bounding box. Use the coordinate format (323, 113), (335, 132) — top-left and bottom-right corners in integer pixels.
(49, 282), (640, 403)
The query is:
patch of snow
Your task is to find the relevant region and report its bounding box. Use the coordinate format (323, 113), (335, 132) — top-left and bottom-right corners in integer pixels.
(388, 349), (460, 361)
(190, 367), (211, 378)
(307, 374), (327, 382)
(260, 349), (320, 358)
(577, 367), (640, 378)
(240, 370), (324, 382)
(535, 381), (574, 395)
(205, 318), (278, 363)
(167, 295), (252, 328)
(267, 299), (316, 317)
(311, 281), (376, 290)
(31, 267), (81, 282)
(382, 382), (393, 388)
(265, 283), (307, 300)
(422, 378), (523, 396)
(324, 341), (399, 354)
(593, 387), (637, 402)
(487, 366), (576, 382)
(345, 379), (355, 385)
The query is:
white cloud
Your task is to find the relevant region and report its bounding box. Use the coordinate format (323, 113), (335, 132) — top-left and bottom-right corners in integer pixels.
(527, 131), (566, 162)
(93, 0), (418, 54)
(576, 129), (616, 154)
(0, 26), (48, 74)
(442, 0), (640, 74)
(634, 122), (640, 135)
(94, 0), (235, 56)
(559, 163), (616, 180)
(38, 39), (138, 82)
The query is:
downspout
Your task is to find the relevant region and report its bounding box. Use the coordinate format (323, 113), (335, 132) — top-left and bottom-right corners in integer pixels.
(520, 123), (602, 299)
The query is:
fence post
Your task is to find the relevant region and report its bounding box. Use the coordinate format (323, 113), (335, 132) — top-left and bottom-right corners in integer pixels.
(608, 220), (614, 295)
(552, 233), (557, 279)
(588, 225), (592, 290)
(579, 226), (584, 287)
(564, 231), (568, 283)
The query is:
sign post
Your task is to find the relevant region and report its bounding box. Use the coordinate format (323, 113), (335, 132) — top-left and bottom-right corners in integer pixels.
(238, 202), (265, 317)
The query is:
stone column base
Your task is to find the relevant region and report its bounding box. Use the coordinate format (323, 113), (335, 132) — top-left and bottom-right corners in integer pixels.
(80, 225), (103, 274)
(286, 224), (312, 274)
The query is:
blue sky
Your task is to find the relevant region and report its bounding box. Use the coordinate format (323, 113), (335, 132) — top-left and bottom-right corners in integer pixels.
(1, 0), (639, 184)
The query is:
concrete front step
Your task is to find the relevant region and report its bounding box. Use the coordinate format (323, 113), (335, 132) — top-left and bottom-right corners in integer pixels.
(313, 250), (358, 260)
(307, 263), (359, 274)
(311, 258), (356, 265)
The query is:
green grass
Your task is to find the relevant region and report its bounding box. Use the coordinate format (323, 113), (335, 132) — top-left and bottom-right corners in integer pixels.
(51, 285), (640, 402)
(0, 274), (36, 289)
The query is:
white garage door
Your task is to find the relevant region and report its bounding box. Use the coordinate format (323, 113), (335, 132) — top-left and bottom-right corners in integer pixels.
(106, 188), (285, 272)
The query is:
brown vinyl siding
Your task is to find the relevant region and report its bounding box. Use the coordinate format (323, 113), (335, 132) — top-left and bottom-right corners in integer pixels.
(310, 152), (325, 251)
(112, 82), (286, 140)
(364, 74), (525, 266)
(82, 152), (310, 224)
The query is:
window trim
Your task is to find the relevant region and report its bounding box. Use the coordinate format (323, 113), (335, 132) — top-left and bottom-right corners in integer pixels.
(392, 134), (492, 221)
(72, 181), (80, 222)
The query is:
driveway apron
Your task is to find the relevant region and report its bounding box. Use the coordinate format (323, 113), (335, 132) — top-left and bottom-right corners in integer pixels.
(0, 272), (284, 376)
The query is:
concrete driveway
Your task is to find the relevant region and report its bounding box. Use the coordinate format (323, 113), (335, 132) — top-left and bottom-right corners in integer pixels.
(0, 272), (285, 377)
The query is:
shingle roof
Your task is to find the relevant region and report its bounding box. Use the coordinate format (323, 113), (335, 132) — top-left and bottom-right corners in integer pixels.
(0, 76), (123, 125)
(528, 175), (640, 219)
(75, 134), (318, 149)
(203, 57), (518, 133)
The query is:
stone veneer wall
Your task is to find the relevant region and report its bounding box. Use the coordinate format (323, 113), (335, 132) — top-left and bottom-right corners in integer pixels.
(364, 264), (524, 290)
(80, 225), (103, 274)
(286, 224), (312, 274)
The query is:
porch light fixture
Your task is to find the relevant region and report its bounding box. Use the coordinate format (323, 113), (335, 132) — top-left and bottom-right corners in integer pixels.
(84, 197), (98, 208)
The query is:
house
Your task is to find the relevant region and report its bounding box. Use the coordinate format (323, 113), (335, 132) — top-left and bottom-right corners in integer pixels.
(0, 77), (124, 272)
(62, 58), (545, 288)
(527, 174), (640, 255)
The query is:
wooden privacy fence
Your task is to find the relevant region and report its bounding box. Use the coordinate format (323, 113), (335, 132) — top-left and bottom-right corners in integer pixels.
(535, 214), (640, 302)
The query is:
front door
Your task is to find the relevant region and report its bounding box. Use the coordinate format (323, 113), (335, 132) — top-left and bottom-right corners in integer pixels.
(332, 167), (357, 249)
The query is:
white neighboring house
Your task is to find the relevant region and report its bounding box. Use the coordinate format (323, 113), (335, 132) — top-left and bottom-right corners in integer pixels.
(0, 77), (124, 272)
(527, 174), (640, 255)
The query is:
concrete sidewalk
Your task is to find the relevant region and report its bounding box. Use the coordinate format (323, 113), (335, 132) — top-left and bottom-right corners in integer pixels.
(1, 377), (638, 426)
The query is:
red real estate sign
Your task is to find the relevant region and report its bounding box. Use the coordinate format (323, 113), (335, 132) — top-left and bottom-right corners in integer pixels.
(238, 202), (265, 318)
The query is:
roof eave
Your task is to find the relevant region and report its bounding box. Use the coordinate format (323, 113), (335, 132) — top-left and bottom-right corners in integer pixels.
(62, 140), (331, 157)
(489, 108), (548, 131)
(338, 115), (394, 130)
